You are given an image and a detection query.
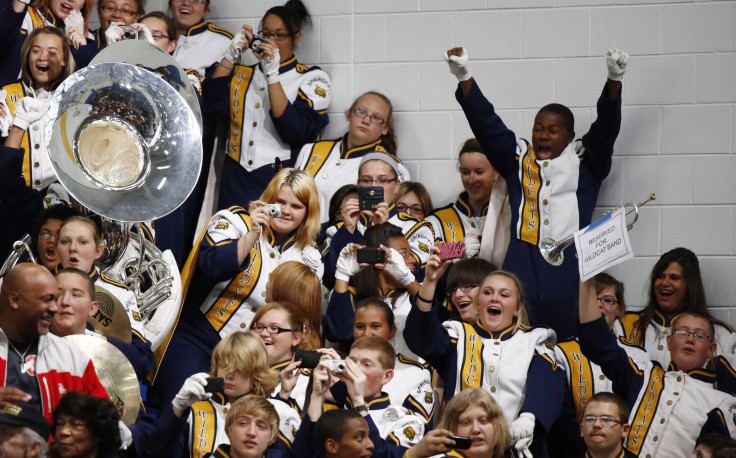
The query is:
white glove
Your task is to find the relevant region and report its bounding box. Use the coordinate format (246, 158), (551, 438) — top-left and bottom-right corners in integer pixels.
(335, 245), (361, 282)
(171, 372), (211, 412)
(105, 22), (124, 45)
(443, 47), (472, 82)
(262, 47), (280, 85)
(515, 436), (533, 458)
(509, 412), (535, 442)
(384, 247), (415, 286)
(301, 245), (322, 274)
(12, 96), (51, 131)
(605, 48), (628, 82)
(118, 421), (133, 450)
(463, 230), (481, 259)
(64, 9), (85, 36)
(224, 30), (246, 64)
(133, 22), (155, 45)
(0, 89), (11, 137)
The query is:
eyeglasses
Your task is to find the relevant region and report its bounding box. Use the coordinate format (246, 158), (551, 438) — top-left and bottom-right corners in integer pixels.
(359, 177), (396, 186)
(352, 107), (386, 125)
(39, 231), (58, 241)
(251, 323), (296, 335)
(100, 5), (138, 16)
(150, 32), (171, 41)
(447, 284), (479, 298)
(672, 328), (711, 342)
(581, 415), (623, 428)
(258, 31), (290, 41)
(597, 296), (619, 308)
(396, 203), (424, 215)
(174, 0), (206, 4)
(396, 251), (413, 260)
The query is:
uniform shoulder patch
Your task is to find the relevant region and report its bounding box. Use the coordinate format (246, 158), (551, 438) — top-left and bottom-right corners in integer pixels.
(215, 220), (229, 230)
(403, 426), (416, 441)
(207, 23), (234, 39)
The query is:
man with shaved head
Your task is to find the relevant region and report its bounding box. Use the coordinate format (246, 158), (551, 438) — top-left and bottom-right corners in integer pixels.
(0, 263), (107, 424)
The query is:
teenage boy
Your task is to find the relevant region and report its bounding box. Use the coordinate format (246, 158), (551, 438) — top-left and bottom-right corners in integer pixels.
(579, 392), (635, 458)
(314, 409), (375, 458)
(209, 396), (283, 458)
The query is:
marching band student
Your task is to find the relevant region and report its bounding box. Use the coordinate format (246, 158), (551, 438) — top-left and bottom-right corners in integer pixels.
(204, 0), (331, 208)
(30, 205), (80, 272)
(312, 409), (375, 458)
(439, 257), (497, 323)
(446, 46), (628, 340)
(295, 91), (410, 224)
(578, 392), (635, 458)
(323, 223), (421, 359)
(207, 396), (285, 458)
(323, 153), (434, 288)
(392, 182), (432, 222)
(155, 168), (322, 407)
(578, 277), (736, 457)
(0, 0), (97, 87)
(405, 249), (564, 457)
(407, 388), (514, 458)
(92, 0), (144, 49)
(146, 331), (300, 458)
(425, 138), (509, 266)
(617, 247), (736, 372)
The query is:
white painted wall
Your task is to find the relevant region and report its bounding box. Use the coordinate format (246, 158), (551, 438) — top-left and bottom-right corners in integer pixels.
(119, 0), (736, 321)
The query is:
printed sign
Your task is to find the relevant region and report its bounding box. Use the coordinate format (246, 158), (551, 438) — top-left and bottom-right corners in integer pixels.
(574, 207), (633, 281)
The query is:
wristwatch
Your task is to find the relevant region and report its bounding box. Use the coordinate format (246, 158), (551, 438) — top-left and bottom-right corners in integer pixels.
(353, 404), (368, 412)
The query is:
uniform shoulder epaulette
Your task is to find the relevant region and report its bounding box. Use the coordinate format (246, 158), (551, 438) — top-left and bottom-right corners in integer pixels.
(100, 272), (127, 288)
(225, 205), (248, 216)
(429, 203), (456, 217)
(713, 318), (735, 333)
(206, 23), (234, 39)
(616, 335), (645, 351)
(397, 353), (430, 371)
(296, 63), (322, 74)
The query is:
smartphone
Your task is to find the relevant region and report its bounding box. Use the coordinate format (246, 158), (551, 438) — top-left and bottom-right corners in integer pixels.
(203, 377), (225, 393)
(359, 186), (384, 211)
(436, 241), (466, 261)
(294, 349), (321, 369)
(449, 436), (473, 450)
(357, 247), (385, 264)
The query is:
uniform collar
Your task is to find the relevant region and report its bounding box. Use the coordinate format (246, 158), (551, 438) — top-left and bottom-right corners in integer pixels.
(667, 361), (717, 385)
(339, 135), (391, 160)
(183, 20), (208, 37)
(358, 203), (398, 227)
(262, 227), (298, 253)
(36, 6), (60, 27)
(271, 360), (291, 372)
(474, 321), (516, 341)
(652, 309), (683, 328)
(455, 192), (488, 218)
(585, 449), (627, 458)
(53, 265), (98, 281)
(347, 392), (391, 410)
(259, 55), (298, 75)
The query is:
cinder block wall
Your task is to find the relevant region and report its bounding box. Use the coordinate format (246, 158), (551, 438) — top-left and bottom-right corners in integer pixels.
(131, 0), (736, 321)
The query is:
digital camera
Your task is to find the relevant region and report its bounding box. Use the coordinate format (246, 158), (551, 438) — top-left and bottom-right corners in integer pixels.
(263, 204), (282, 218)
(120, 26), (138, 40)
(322, 359), (347, 374)
(250, 34), (267, 51)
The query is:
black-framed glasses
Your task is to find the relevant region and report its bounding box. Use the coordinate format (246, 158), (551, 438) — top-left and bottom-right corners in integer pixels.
(150, 32), (171, 41)
(100, 5), (137, 16)
(447, 284), (479, 298)
(251, 323), (296, 334)
(672, 328), (711, 342)
(581, 415), (623, 428)
(352, 107), (386, 125)
(359, 177), (396, 186)
(258, 31), (290, 41)
(39, 231), (58, 241)
(396, 203), (424, 215)
(597, 296), (619, 308)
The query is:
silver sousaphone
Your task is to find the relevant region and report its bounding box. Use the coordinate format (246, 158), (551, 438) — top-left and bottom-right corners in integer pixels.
(44, 40), (202, 350)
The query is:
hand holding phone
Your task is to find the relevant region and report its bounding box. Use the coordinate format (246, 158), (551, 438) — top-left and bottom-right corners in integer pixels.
(203, 377), (225, 393)
(357, 247), (385, 264)
(436, 241), (466, 261)
(359, 186), (384, 211)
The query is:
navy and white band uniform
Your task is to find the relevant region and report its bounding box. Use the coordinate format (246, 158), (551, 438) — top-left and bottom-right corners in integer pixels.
(295, 91), (410, 224)
(448, 46), (626, 340)
(405, 262), (565, 457)
(203, 8), (331, 209)
(153, 168), (322, 407)
(578, 279), (736, 457)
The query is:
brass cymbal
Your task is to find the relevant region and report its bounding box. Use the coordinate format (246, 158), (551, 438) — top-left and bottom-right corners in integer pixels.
(64, 335), (141, 425)
(88, 285), (132, 344)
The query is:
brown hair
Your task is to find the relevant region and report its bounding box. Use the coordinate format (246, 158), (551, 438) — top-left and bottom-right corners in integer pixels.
(266, 262), (321, 349)
(471, 270), (529, 331)
(250, 302), (310, 353)
(347, 91), (397, 155)
(20, 26), (74, 87)
(210, 331), (280, 396)
(350, 336), (395, 370)
(32, 0), (96, 38)
(392, 181), (433, 216)
(138, 11), (174, 39)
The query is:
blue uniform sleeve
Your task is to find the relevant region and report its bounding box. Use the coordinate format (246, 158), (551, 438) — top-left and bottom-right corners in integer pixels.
(271, 95), (329, 149)
(322, 290), (356, 344)
(197, 238), (247, 281)
(323, 225), (362, 290)
(290, 413), (320, 458)
(128, 406), (157, 457)
(0, 146), (43, 234)
(364, 415), (409, 458)
(143, 405), (188, 458)
(578, 316), (645, 402)
(455, 80), (519, 178)
(0, 3), (25, 86)
(520, 352), (566, 432)
(201, 74), (231, 119)
(70, 39), (99, 70)
(580, 86), (622, 182)
(108, 331), (154, 380)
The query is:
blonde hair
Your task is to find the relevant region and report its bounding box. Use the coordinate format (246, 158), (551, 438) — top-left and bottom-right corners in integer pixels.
(437, 389), (512, 458)
(267, 262), (321, 349)
(254, 168), (320, 250)
(20, 27), (74, 88)
(210, 331), (280, 396)
(470, 270), (530, 332)
(58, 216), (102, 246)
(225, 396), (279, 443)
(32, 0), (95, 37)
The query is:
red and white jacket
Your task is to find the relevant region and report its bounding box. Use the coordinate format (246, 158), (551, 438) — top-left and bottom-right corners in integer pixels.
(0, 329), (108, 423)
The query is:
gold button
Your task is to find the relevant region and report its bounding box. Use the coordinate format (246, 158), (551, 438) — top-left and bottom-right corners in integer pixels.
(240, 323), (246, 328)
(252, 122), (257, 127)
(662, 330), (668, 335)
(34, 180), (40, 185)
(653, 436), (658, 442)
(543, 199), (548, 205)
(666, 400), (672, 405)
(32, 125), (38, 131)
(248, 160), (253, 165)
(471, 222), (476, 228)
(544, 219), (549, 225)
(494, 341), (500, 345)
(336, 162), (341, 166)
(33, 162), (40, 167)
(270, 253), (275, 258)
(34, 143), (40, 149)
(261, 291), (266, 297)
(323, 174), (328, 179)
(249, 141), (254, 146)
(677, 376), (682, 382)
(658, 345), (663, 350)
(673, 392), (679, 396)
(255, 103), (261, 108)
(545, 180), (550, 186)
(490, 386), (496, 393)
(646, 455), (651, 458)
(223, 408), (228, 413)
(660, 418), (665, 424)
(489, 366), (495, 372)
(543, 161), (549, 167)
(251, 306), (257, 312)
(599, 374), (605, 380)
(324, 293), (328, 299)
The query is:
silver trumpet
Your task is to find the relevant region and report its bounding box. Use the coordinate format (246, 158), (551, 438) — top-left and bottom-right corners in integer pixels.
(540, 193), (657, 266)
